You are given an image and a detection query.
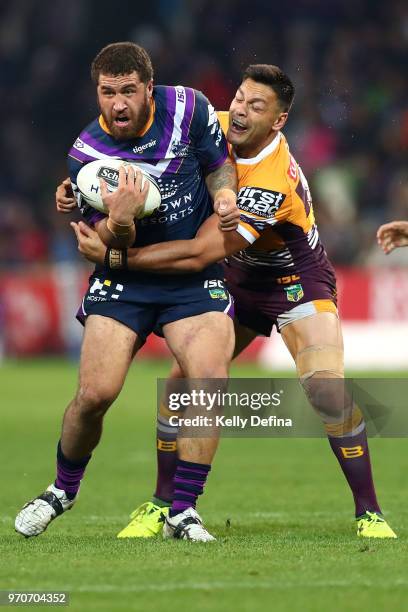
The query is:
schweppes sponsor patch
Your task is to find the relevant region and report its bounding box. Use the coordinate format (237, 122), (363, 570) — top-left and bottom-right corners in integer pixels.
(237, 186), (286, 218)
(96, 166), (120, 187)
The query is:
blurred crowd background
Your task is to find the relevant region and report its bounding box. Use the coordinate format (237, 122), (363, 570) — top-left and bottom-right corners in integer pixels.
(0, 0), (407, 269)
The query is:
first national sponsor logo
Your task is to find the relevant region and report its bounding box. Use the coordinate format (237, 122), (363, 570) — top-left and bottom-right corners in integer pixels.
(237, 186), (286, 218)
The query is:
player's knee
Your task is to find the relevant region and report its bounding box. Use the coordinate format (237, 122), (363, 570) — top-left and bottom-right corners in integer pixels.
(194, 364), (229, 378)
(296, 344), (347, 422)
(75, 384), (118, 416)
(183, 357), (229, 378)
(301, 373), (350, 423)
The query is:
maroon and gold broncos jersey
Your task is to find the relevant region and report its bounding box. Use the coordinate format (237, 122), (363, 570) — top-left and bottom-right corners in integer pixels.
(218, 112), (331, 278)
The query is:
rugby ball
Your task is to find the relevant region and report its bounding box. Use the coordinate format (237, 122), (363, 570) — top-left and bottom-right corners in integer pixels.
(76, 159), (161, 219)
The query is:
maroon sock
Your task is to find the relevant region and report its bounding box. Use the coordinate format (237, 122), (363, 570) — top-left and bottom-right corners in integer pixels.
(328, 425), (381, 517)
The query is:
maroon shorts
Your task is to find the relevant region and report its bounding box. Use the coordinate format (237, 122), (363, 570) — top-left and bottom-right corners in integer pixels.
(222, 258), (337, 336)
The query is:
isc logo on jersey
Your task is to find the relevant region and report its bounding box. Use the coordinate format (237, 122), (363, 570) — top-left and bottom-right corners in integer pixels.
(237, 186), (286, 217)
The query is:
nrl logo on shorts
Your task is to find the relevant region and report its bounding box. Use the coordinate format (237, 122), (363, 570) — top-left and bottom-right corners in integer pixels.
(96, 166), (119, 187)
(209, 288), (228, 300)
(284, 283), (304, 303)
(237, 186), (286, 218)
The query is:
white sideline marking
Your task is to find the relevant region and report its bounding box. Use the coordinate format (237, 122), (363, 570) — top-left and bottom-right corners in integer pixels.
(65, 580), (408, 593)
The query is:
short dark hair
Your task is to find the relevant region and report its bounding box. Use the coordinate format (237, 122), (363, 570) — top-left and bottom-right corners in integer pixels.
(242, 64), (295, 112)
(91, 42), (154, 84)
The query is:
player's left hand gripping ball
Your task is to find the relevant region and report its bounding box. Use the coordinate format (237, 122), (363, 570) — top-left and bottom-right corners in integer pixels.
(100, 165), (149, 223)
(214, 188), (240, 231)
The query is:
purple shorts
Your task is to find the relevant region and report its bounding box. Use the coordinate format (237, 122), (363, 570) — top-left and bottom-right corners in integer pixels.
(222, 258), (337, 336)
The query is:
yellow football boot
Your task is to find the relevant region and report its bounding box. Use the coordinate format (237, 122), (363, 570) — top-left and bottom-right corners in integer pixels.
(117, 502), (169, 538)
(356, 511), (397, 539)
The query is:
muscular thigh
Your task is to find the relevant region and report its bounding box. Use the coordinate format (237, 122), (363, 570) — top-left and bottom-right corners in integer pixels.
(167, 319), (257, 380)
(163, 312), (234, 378)
(78, 315), (142, 398)
(281, 311), (343, 363)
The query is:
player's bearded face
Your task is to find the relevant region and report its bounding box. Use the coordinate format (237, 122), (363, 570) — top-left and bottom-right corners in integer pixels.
(97, 72), (153, 140)
(227, 79), (287, 157)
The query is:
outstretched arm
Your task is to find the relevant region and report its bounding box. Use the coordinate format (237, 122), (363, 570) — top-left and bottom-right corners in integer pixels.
(71, 213), (249, 273)
(377, 221), (408, 254)
(127, 213), (248, 272)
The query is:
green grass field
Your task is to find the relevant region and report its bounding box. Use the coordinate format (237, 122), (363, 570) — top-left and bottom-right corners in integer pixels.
(1, 359), (407, 611)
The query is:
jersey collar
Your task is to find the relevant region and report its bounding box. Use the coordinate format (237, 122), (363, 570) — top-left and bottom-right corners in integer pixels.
(98, 98), (156, 137)
(233, 131), (281, 165)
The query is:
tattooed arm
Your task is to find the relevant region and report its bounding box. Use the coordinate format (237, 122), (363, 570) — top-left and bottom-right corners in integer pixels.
(205, 157), (240, 231)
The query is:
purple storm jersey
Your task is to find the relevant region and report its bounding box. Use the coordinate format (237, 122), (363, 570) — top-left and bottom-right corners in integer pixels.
(68, 85), (228, 280)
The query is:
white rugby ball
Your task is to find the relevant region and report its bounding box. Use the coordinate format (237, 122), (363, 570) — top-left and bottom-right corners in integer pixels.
(76, 159), (161, 219)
